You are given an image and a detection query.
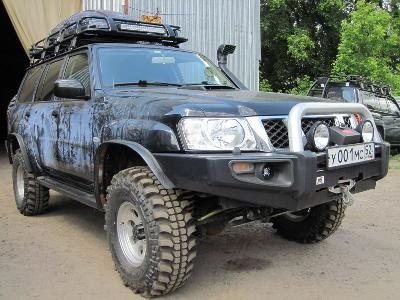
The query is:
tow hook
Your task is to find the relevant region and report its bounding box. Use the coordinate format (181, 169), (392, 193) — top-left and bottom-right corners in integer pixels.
(329, 179), (356, 206)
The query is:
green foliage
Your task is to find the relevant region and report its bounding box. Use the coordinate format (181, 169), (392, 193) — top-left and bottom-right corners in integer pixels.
(332, 1), (400, 94)
(259, 76), (273, 92)
(287, 75), (314, 95)
(287, 29), (315, 62)
(260, 0), (349, 92)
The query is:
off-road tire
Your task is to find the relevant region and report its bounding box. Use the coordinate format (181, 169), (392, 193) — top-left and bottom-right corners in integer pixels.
(12, 149), (49, 216)
(272, 195), (345, 243)
(105, 167), (197, 297)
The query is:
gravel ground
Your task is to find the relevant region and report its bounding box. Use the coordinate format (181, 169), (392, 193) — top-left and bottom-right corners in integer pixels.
(1, 152), (399, 300)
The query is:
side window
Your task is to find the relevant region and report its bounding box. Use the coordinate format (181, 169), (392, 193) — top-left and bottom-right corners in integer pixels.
(18, 66), (44, 103)
(63, 53), (90, 95)
(387, 99), (400, 115)
(375, 96), (389, 113)
(361, 91), (380, 111)
(36, 59), (64, 102)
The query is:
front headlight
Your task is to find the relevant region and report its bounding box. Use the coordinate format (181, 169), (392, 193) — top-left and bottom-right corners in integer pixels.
(178, 118), (258, 151)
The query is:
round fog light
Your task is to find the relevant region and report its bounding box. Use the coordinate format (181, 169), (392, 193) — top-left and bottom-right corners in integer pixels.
(262, 165), (274, 180)
(361, 120), (374, 142)
(308, 122), (330, 151)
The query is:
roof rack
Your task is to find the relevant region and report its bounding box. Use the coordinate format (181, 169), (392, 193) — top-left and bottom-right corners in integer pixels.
(29, 10), (187, 65)
(309, 74), (393, 98)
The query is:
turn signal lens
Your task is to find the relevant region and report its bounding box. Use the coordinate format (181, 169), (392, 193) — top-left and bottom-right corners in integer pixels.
(232, 162), (254, 174)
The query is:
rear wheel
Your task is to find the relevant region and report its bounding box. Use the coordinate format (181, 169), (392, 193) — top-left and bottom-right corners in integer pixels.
(12, 150), (49, 216)
(105, 167), (197, 297)
(272, 195), (346, 243)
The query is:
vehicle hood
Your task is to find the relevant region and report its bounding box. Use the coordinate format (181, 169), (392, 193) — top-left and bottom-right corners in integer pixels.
(104, 88), (338, 117)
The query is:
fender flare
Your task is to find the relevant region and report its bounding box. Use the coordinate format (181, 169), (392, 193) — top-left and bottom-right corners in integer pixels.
(94, 140), (175, 206)
(6, 133), (33, 173)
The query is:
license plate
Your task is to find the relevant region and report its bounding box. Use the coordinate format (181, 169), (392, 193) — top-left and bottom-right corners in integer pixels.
(327, 143), (375, 169)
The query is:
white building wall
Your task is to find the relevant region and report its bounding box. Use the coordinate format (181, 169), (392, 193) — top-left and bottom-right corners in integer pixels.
(82, 0), (123, 12)
(82, 0), (261, 90)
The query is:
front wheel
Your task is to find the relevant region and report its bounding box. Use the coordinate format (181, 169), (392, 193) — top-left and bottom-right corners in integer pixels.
(271, 194), (346, 243)
(105, 167), (197, 297)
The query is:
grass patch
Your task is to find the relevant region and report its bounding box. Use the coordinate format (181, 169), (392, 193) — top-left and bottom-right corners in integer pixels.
(390, 154), (400, 161)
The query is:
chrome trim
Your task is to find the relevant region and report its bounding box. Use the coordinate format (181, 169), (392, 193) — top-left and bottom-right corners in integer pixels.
(287, 103), (381, 152)
(254, 113), (357, 151)
(246, 116), (274, 151)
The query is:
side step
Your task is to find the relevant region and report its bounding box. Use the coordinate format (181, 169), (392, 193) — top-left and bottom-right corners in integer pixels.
(36, 176), (98, 209)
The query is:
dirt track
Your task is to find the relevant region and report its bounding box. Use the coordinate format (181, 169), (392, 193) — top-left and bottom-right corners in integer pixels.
(1, 152), (399, 300)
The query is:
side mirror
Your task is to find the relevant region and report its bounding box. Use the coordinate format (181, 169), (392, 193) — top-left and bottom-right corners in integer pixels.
(54, 79), (88, 99)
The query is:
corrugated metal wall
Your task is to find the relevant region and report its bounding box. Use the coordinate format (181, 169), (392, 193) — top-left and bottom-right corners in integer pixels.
(82, 0), (123, 12)
(81, 0), (261, 90)
(129, 0), (261, 90)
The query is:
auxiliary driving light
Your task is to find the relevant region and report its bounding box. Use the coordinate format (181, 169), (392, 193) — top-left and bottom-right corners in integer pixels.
(361, 120), (374, 142)
(308, 122), (330, 151)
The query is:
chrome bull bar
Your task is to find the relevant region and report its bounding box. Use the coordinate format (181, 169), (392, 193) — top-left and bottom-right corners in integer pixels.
(287, 103), (382, 152)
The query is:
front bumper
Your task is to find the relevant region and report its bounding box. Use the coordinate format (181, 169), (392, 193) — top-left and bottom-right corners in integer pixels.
(154, 142), (390, 211)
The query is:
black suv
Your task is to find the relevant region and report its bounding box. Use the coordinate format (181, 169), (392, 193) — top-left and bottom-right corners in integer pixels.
(308, 76), (400, 147)
(6, 11), (390, 297)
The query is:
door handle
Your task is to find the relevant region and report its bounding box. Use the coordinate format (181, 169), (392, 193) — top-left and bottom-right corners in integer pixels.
(51, 110), (59, 118)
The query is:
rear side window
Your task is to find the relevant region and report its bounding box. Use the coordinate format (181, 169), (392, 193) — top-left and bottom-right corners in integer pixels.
(37, 59), (64, 102)
(63, 53), (90, 95)
(18, 66), (44, 103)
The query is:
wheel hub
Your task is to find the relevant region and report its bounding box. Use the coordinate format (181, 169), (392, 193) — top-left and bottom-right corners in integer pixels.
(15, 165), (25, 206)
(117, 202), (147, 267)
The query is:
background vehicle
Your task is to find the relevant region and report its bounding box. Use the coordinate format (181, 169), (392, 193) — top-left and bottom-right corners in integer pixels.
(6, 11), (389, 297)
(308, 76), (400, 147)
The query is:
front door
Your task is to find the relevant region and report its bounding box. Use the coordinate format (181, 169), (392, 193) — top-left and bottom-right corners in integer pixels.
(56, 52), (94, 181)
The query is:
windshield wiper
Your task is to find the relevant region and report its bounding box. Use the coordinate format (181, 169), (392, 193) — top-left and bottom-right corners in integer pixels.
(183, 82), (236, 89)
(114, 80), (182, 87)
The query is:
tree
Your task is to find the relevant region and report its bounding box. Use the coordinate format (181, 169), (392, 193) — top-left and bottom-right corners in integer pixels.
(260, 0), (350, 93)
(332, 1), (400, 94)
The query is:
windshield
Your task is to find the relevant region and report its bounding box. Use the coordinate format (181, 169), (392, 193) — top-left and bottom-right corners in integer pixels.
(325, 85), (356, 102)
(97, 47), (234, 88)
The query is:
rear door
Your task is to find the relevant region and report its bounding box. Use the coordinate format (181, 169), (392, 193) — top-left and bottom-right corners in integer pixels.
(11, 65), (45, 166)
(29, 58), (65, 171)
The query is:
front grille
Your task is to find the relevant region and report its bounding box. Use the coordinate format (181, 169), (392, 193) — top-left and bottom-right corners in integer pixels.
(263, 119), (290, 148)
(262, 117), (345, 149)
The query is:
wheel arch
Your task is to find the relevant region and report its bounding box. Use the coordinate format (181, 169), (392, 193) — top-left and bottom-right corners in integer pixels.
(6, 133), (33, 173)
(94, 140), (175, 207)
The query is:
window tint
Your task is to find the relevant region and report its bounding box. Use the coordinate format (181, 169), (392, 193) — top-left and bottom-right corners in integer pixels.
(18, 66), (44, 103)
(37, 59), (64, 101)
(63, 53), (90, 95)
